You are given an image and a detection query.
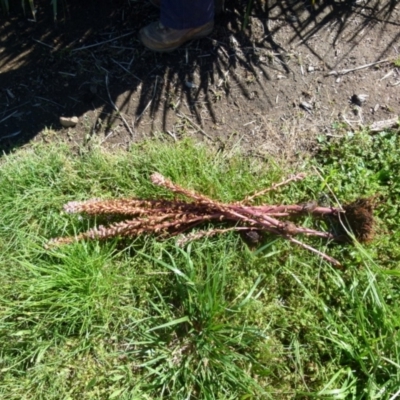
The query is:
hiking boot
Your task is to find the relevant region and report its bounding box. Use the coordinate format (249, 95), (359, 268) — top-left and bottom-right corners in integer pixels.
(148, 0), (225, 15)
(140, 20), (214, 52)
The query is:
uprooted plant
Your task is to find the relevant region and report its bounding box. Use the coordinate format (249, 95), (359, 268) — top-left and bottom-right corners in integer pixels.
(49, 173), (375, 267)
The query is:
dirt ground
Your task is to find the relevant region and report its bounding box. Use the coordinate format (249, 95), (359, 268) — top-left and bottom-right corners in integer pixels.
(0, 0), (399, 159)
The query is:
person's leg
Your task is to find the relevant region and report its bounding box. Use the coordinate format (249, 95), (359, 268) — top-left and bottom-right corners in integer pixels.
(150, 0), (225, 16)
(161, 0), (213, 30)
(140, 0), (214, 52)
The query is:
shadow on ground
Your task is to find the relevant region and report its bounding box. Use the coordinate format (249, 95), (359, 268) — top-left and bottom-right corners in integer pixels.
(0, 0), (399, 155)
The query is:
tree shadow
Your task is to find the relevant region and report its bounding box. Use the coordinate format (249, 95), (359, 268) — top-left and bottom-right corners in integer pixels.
(0, 0), (398, 154)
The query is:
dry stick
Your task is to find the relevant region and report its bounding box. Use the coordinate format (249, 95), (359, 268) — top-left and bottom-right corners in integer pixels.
(232, 204), (335, 239)
(0, 111), (17, 124)
(243, 173), (307, 203)
(100, 130), (114, 145)
(0, 101), (30, 116)
(249, 204), (341, 216)
(176, 111), (214, 141)
(230, 204), (286, 229)
(328, 58), (392, 76)
(288, 237), (341, 267)
(369, 117), (399, 133)
(290, 226), (336, 239)
(59, 71), (77, 77)
(105, 74), (134, 138)
(33, 38), (54, 49)
(35, 96), (65, 108)
(135, 76), (158, 123)
(0, 131), (21, 141)
(379, 69), (394, 81)
(71, 32), (134, 52)
(111, 58), (142, 82)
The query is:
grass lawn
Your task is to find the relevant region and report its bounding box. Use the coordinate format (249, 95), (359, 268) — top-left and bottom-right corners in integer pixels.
(1, 131), (400, 399)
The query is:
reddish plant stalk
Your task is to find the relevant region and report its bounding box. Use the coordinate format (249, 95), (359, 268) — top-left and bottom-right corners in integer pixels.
(50, 172), (347, 267)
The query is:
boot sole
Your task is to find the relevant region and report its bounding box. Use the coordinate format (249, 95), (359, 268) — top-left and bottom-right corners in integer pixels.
(141, 25), (214, 53)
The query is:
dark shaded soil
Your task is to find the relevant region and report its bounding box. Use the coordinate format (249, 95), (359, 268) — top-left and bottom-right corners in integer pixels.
(0, 0), (399, 158)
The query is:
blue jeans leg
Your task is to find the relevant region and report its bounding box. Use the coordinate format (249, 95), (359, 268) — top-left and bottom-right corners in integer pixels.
(161, 0), (214, 30)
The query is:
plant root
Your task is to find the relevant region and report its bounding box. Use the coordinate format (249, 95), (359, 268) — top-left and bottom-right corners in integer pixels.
(341, 198), (375, 243)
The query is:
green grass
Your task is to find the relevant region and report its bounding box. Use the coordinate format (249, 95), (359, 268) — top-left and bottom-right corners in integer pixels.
(1, 133), (400, 399)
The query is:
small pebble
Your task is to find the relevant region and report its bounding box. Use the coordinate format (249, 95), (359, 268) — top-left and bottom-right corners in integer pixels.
(300, 101), (313, 113)
(185, 81), (197, 89)
(286, 14), (298, 22)
(351, 94), (368, 106)
(60, 116), (79, 128)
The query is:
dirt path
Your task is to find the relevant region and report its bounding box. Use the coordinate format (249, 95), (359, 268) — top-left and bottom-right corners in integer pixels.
(0, 0), (399, 158)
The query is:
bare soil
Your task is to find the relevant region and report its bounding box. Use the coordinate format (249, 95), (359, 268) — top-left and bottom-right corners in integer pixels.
(0, 0), (399, 158)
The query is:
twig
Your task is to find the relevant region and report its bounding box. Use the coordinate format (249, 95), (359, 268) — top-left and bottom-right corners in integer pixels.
(58, 71), (77, 77)
(72, 32), (134, 52)
(0, 111), (17, 124)
(388, 387), (400, 400)
(0, 131), (22, 141)
(243, 173), (306, 203)
(369, 117), (399, 132)
(379, 69), (394, 81)
(34, 96), (65, 108)
(136, 100), (152, 123)
(328, 58), (391, 76)
(100, 130), (114, 144)
(0, 101), (30, 117)
(111, 58), (142, 82)
(288, 236), (341, 267)
(109, 45), (136, 51)
(176, 111), (214, 141)
(248, 204), (341, 216)
(166, 130), (178, 141)
(135, 76), (158, 123)
(33, 38), (54, 49)
(105, 74), (134, 138)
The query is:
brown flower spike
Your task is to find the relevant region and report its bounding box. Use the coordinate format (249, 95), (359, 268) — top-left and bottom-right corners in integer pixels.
(49, 173), (375, 267)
